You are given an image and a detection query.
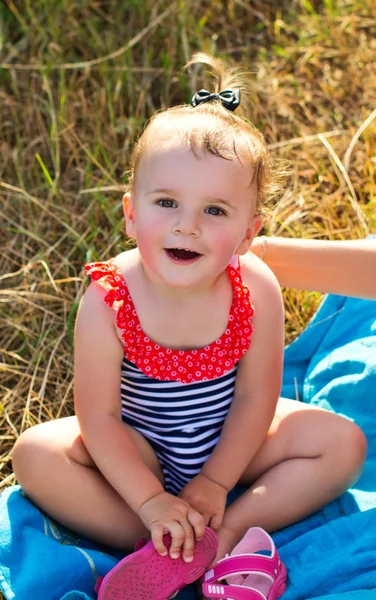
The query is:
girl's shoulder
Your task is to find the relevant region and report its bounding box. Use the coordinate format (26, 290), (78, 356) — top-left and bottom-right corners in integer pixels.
(85, 249), (140, 290)
(239, 251), (282, 309)
(111, 248), (140, 275)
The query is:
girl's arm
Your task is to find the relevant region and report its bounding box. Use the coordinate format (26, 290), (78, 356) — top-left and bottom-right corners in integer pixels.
(199, 257), (284, 492)
(74, 282), (164, 512)
(251, 237), (376, 300)
(75, 282), (205, 559)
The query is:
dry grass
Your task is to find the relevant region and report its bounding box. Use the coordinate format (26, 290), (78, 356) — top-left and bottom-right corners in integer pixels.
(1, 0), (375, 501)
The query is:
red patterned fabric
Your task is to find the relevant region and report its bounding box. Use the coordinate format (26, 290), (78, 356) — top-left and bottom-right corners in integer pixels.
(85, 259), (254, 383)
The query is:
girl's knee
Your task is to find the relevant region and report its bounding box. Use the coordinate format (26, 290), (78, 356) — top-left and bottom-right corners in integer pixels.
(345, 421), (367, 469)
(12, 422), (72, 488)
(12, 425), (47, 485)
(328, 418), (367, 483)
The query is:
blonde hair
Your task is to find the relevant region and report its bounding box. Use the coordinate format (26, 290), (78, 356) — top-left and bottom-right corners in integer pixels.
(126, 53), (287, 212)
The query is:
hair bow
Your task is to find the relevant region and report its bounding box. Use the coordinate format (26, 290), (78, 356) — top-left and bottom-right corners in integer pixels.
(190, 88), (241, 112)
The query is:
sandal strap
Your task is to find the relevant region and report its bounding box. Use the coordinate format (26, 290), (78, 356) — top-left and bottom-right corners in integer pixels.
(202, 581), (266, 600)
(204, 554), (280, 582)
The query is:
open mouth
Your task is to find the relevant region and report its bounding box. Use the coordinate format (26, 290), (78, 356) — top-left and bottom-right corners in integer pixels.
(165, 248), (202, 261)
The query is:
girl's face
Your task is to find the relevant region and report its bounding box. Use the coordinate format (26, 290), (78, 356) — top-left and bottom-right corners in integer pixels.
(123, 143), (262, 290)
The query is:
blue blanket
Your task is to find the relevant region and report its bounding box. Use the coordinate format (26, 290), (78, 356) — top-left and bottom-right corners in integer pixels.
(1, 292), (375, 600)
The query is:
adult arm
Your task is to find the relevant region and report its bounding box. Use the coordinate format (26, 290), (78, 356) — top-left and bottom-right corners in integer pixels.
(251, 237), (376, 300)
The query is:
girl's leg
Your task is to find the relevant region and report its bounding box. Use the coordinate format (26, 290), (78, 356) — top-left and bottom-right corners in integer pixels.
(12, 416), (164, 551)
(216, 399), (367, 559)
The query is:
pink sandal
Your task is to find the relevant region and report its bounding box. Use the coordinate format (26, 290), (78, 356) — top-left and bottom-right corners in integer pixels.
(95, 526), (218, 600)
(202, 527), (287, 600)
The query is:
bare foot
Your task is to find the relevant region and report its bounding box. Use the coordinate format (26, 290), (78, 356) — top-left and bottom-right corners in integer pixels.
(197, 528), (241, 599)
(211, 526), (240, 566)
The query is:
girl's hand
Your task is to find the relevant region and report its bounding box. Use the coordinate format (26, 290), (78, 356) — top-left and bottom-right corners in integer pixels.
(178, 474), (227, 530)
(138, 491), (205, 563)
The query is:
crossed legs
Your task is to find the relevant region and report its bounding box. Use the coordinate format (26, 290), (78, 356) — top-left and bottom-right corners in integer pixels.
(12, 399), (367, 557)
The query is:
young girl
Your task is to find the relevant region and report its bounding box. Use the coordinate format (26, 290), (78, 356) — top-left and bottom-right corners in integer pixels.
(12, 53), (366, 592)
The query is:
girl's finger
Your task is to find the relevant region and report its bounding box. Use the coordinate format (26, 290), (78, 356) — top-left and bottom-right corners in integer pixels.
(187, 508), (205, 540)
(201, 513), (211, 527)
(180, 520), (195, 563)
(209, 510), (224, 531)
(167, 521), (185, 559)
(151, 523), (168, 556)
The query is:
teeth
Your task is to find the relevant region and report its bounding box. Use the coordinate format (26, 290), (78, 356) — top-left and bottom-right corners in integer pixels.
(167, 248), (198, 253)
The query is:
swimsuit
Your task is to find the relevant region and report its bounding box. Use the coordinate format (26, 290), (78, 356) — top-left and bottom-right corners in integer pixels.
(86, 258), (254, 494)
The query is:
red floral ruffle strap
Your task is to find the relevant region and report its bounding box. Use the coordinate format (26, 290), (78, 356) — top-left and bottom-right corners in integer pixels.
(85, 261), (128, 311)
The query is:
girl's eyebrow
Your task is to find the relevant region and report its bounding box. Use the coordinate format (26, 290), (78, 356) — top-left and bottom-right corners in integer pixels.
(146, 188), (177, 196)
(146, 188), (235, 208)
(211, 198), (235, 209)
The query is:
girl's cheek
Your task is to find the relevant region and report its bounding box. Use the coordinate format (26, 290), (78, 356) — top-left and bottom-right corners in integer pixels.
(137, 212), (164, 235)
(214, 227), (239, 249)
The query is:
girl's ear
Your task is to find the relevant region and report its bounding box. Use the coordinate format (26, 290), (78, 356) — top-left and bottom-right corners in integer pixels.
(236, 215), (263, 255)
(122, 193), (136, 238)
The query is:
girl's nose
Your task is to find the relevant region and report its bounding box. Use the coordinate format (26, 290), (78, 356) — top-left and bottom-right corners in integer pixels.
(172, 211), (201, 237)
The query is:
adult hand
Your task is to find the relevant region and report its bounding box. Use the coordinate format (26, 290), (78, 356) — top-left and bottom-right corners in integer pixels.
(138, 491), (205, 563)
(179, 473), (227, 530)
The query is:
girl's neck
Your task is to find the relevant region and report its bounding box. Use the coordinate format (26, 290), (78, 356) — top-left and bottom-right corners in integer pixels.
(138, 258), (226, 304)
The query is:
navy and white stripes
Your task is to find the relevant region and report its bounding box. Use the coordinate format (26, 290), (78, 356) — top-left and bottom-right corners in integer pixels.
(120, 357), (237, 495)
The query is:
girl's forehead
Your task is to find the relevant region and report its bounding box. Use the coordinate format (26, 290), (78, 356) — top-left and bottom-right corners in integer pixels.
(140, 141), (253, 186)
(136, 144), (255, 194)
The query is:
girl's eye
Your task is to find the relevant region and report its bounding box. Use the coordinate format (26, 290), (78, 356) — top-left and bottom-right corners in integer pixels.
(205, 206), (225, 216)
(157, 198), (177, 208)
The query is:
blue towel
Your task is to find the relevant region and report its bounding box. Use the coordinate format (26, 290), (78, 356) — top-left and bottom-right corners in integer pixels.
(0, 292), (375, 600)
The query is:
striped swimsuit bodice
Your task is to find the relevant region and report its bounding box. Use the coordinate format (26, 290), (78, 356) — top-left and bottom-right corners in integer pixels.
(85, 257), (254, 494)
(120, 357), (237, 494)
